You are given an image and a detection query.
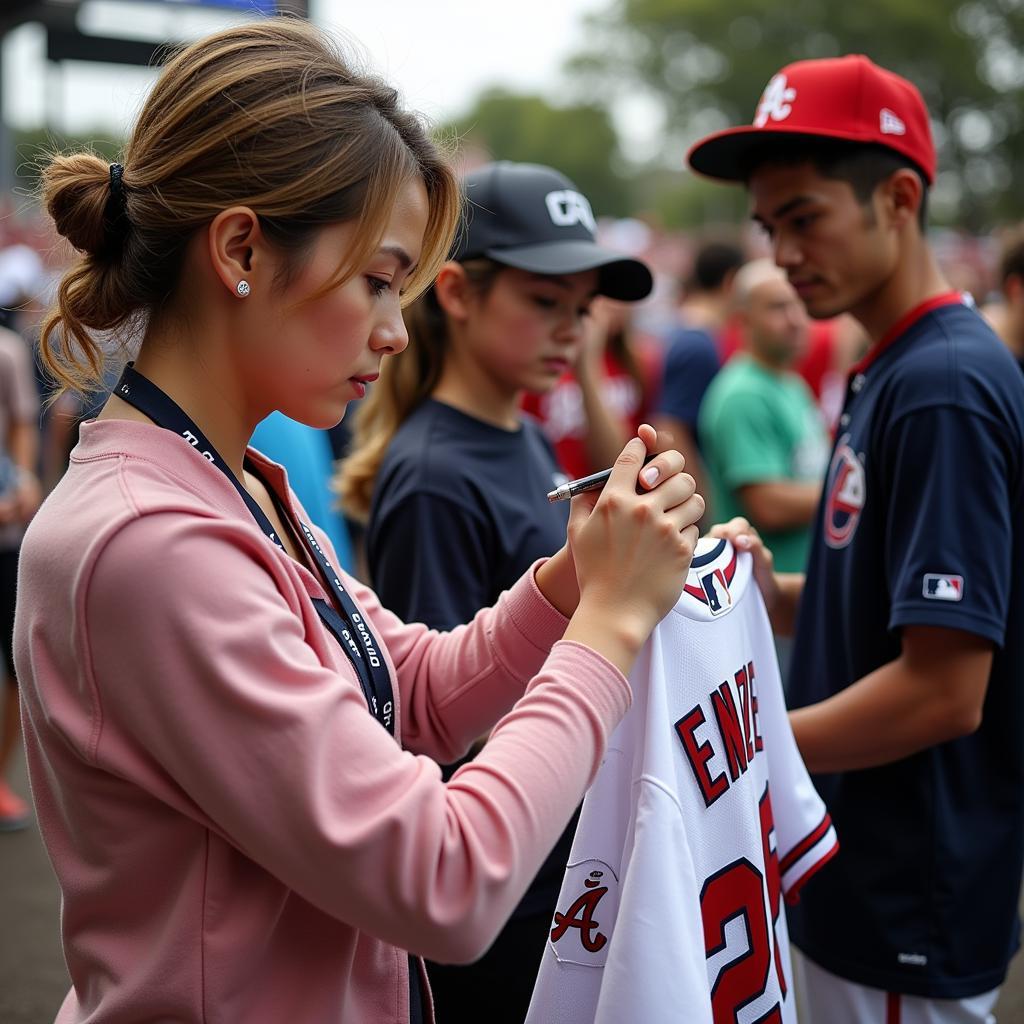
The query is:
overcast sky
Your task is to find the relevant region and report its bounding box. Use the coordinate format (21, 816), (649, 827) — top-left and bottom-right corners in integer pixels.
(2, 0), (612, 138)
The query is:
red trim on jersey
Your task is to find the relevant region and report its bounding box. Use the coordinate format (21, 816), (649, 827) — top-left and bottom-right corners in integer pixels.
(779, 813), (833, 874)
(724, 548), (737, 583)
(850, 291), (963, 376)
(683, 582), (707, 603)
(784, 839), (840, 905)
(886, 991), (901, 1024)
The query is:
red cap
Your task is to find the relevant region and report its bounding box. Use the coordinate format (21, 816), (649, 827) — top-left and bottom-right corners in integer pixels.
(686, 55), (935, 185)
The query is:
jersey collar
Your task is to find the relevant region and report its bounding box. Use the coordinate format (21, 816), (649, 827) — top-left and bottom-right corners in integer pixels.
(850, 291), (964, 377)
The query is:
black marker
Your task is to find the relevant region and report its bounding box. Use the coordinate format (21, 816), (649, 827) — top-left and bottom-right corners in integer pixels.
(547, 453), (658, 503)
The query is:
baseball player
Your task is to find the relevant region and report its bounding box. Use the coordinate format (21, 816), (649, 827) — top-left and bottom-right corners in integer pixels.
(689, 55), (1024, 1023)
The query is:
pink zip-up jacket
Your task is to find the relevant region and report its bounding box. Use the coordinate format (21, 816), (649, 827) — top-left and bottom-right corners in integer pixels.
(15, 419), (631, 1024)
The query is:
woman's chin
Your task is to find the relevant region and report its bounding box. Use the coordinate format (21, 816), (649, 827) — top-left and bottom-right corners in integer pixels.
(282, 398), (349, 431)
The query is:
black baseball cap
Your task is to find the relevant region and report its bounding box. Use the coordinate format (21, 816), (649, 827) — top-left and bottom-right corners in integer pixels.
(453, 162), (653, 302)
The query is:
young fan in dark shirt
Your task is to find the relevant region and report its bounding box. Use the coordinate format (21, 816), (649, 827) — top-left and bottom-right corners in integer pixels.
(340, 161), (653, 1024)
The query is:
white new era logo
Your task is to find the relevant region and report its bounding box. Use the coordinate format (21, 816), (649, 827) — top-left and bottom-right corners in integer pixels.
(880, 108), (906, 135)
(755, 73), (797, 127)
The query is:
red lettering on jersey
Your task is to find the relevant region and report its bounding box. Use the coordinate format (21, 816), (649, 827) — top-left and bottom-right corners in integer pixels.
(711, 682), (748, 782)
(550, 877), (610, 953)
(701, 859), (776, 1023)
(750, 661), (764, 752)
(735, 665), (755, 763)
(676, 705), (729, 807)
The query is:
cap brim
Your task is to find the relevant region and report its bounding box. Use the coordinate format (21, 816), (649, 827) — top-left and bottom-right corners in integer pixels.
(484, 240), (653, 301)
(687, 124), (889, 182)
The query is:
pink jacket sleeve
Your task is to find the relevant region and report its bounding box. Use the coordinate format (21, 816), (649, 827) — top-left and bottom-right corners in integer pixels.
(84, 512), (630, 963)
(343, 562), (584, 765)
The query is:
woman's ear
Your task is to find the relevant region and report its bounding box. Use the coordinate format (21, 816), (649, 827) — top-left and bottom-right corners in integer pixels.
(433, 262), (474, 322)
(207, 207), (268, 298)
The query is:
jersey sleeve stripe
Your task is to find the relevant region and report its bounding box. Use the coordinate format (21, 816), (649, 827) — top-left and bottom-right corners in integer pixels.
(886, 992), (902, 1024)
(779, 812), (833, 874)
(782, 823), (839, 904)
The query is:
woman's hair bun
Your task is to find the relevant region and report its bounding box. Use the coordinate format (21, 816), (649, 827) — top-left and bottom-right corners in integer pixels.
(42, 152), (118, 257)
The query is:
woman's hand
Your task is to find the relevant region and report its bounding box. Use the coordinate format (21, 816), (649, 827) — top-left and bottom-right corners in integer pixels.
(561, 424), (704, 674)
(536, 424), (681, 618)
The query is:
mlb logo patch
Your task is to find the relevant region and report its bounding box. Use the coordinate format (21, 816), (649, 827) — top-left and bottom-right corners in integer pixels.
(700, 568), (733, 616)
(923, 574), (964, 602)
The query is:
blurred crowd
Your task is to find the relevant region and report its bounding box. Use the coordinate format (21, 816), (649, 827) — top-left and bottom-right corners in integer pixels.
(1, 196), (1023, 584)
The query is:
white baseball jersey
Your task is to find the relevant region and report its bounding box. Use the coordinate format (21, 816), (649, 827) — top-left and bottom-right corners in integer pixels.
(526, 538), (838, 1024)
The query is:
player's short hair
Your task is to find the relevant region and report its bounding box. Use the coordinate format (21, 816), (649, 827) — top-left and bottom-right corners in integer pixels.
(688, 240), (745, 294)
(998, 227), (1024, 290)
(740, 139), (930, 230)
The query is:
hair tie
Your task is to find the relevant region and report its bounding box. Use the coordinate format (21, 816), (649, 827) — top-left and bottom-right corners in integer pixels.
(109, 163), (125, 206)
(102, 162), (130, 256)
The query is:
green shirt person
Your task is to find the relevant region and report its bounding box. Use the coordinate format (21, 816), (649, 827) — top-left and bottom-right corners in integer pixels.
(699, 259), (830, 573)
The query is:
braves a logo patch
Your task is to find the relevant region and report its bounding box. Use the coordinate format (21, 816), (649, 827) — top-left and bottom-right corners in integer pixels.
(824, 435), (865, 548)
(549, 860), (619, 967)
(754, 73), (797, 127)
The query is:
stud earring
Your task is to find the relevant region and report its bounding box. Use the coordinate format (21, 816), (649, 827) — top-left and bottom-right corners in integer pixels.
(236, 280), (251, 298)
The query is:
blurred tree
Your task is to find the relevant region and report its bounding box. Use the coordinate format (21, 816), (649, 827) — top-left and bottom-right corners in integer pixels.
(565, 0), (1024, 230)
(637, 169), (747, 229)
(444, 87), (631, 216)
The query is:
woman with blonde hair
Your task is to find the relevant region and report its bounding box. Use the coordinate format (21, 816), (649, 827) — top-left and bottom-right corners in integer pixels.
(19, 23), (703, 1024)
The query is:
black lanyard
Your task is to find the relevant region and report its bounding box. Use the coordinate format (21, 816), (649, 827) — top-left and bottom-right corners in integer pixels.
(113, 363), (395, 737)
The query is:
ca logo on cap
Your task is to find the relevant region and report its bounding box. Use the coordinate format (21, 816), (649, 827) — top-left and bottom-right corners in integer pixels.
(545, 190), (596, 233)
(754, 73), (797, 128)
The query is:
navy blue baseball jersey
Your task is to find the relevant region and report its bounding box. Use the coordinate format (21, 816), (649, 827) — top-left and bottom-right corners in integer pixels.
(786, 294), (1024, 999)
(367, 398), (569, 634)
